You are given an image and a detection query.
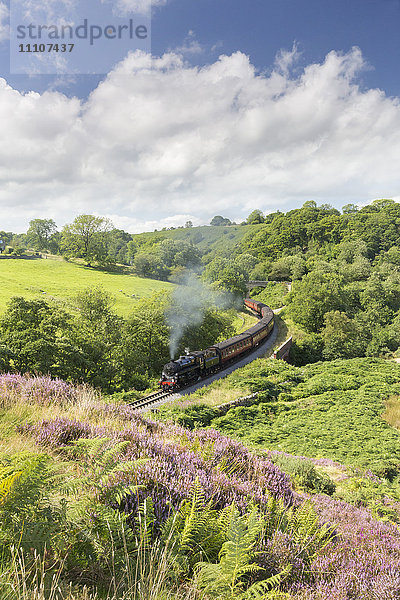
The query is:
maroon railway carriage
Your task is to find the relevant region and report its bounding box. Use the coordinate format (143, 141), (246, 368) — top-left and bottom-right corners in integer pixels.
(159, 298), (275, 389)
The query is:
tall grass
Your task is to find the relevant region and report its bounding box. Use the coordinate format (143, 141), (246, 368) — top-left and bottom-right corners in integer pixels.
(0, 537), (198, 600)
(382, 395), (400, 429)
(0, 548), (69, 600)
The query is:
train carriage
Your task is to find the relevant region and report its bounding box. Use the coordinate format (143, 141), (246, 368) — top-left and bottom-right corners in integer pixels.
(159, 298), (275, 390)
(211, 332), (253, 364)
(244, 298), (265, 314)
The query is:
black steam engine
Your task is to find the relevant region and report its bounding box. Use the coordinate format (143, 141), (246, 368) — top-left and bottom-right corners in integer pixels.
(159, 298), (274, 390)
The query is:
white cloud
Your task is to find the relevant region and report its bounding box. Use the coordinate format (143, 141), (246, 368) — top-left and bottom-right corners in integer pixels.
(0, 1), (9, 41)
(173, 30), (204, 57)
(1, 47), (400, 232)
(117, 0), (167, 14)
(274, 42), (301, 76)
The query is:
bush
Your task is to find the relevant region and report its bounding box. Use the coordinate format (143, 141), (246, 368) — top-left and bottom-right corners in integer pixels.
(289, 334), (324, 365)
(269, 453), (336, 495)
(160, 403), (219, 429)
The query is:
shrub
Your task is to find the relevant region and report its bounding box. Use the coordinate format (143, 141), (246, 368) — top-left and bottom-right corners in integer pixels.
(0, 373), (78, 409)
(269, 452), (336, 495)
(164, 403), (218, 429)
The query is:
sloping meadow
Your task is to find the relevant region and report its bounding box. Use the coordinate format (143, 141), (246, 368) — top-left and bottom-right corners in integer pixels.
(2, 372), (400, 598)
(164, 357), (400, 478)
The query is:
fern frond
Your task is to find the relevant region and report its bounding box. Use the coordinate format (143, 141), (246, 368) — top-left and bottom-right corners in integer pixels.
(179, 477), (208, 552)
(64, 437), (144, 505)
(283, 500), (336, 562)
(244, 565), (292, 599)
(135, 496), (156, 549)
(197, 504), (265, 597)
(161, 478), (222, 574)
(0, 471), (21, 506)
(217, 502), (238, 539)
(265, 495), (288, 539)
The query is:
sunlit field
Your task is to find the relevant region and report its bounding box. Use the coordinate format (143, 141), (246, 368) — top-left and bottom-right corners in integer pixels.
(0, 257), (173, 316)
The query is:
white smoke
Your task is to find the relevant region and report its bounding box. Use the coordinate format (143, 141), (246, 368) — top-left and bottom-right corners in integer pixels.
(165, 272), (232, 359)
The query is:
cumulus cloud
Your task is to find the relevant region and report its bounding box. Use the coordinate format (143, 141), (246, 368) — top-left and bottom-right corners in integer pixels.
(1, 47), (400, 232)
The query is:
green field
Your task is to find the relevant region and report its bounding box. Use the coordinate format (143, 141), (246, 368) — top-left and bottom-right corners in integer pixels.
(0, 257), (173, 316)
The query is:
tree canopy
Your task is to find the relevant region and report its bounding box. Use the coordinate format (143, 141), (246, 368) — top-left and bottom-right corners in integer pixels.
(26, 219), (58, 252)
(210, 215), (232, 226)
(61, 215), (114, 266)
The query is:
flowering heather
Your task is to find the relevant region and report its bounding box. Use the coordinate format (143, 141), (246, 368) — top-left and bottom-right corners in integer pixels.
(16, 403), (163, 449)
(17, 417), (100, 447)
(285, 494), (400, 599)
(10, 375), (400, 600)
(115, 426), (295, 526)
(17, 395), (400, 599)
(18, 410), (295, 524)
(0, 373), (78, 408)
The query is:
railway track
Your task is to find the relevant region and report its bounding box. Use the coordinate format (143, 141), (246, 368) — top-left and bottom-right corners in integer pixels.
(130, 347), (268, 412)
(128, 389), (174, 411)
(130, 303), (277, 412)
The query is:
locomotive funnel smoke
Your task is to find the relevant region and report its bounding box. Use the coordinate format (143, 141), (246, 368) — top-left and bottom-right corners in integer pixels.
(165, 272), (231, 359)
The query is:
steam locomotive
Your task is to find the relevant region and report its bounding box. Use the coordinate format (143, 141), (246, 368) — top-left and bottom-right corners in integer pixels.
(159, 298), (274, 390)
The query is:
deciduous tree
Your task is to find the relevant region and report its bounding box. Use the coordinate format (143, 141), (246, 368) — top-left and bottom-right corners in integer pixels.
(26, 219), (57, 252)
(288, 272), (346, 332)
(210, 215), (232, 227)
(321, 311), (366, 359)
(246, 209), (265, 224)
(61, 215), (113, 266)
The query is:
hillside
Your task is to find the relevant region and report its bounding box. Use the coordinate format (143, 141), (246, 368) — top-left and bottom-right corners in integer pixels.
(131, 223), (264, 260)
(4, 203), (400, 598)
(2, 372), (400, 599)
(158, 356), (400, 477)
(0, 254), (260, 394)
(0, 256), (173, 316)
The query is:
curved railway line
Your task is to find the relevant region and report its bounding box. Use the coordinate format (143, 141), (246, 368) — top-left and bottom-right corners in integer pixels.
(130, 298), (279, 412)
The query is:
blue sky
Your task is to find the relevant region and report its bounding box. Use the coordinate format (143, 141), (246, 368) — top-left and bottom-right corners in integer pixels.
(4, 0), (400, 97)
(1, 0), (400, 232)
(153, 0), (400, 96)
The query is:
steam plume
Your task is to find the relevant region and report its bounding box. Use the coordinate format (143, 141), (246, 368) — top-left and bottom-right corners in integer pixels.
(165, 272), (232, 359)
